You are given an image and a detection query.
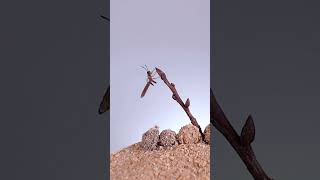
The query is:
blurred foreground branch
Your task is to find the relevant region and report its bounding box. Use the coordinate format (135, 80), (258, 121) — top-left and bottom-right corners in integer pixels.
(210, 89), (273, 180)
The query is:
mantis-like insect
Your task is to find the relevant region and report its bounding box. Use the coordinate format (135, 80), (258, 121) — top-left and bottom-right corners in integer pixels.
(140, 65), (159, 98)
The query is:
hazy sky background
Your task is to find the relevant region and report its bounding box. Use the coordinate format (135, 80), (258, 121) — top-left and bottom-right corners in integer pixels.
(110, 0), (210, 153)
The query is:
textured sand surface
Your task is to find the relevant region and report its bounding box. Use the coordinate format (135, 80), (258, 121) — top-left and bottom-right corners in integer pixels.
(110, 142), (210, 180)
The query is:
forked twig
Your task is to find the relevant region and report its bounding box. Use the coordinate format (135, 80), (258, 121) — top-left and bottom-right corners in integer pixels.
(156, 67), (205, 140)
(210, 89), (273, 180)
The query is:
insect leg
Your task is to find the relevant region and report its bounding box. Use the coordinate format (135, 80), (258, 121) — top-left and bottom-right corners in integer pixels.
(152, 73), (160, 78)
(151, 68), (156, 74)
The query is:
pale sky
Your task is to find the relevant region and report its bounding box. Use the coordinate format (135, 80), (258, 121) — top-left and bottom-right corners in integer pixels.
(110, 0), (210, 153)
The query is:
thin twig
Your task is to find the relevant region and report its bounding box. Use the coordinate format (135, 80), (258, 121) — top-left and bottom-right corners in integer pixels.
(156, 67), (205, 140)
(210, 89), (273, 180)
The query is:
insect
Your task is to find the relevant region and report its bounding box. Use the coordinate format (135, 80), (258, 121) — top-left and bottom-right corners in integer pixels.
(140, 65), (159, 98)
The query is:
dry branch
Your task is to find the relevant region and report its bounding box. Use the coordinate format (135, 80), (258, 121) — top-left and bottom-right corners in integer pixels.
(155, 67), (205, 140)
(210, 89), (273, 180)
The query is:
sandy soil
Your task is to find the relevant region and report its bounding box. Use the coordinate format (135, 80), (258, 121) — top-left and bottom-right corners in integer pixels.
(110, 142), (210, 180)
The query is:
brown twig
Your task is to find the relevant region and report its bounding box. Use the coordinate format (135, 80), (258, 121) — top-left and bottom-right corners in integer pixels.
(210, 89), (273, 180)
(155, 67), (205, 140)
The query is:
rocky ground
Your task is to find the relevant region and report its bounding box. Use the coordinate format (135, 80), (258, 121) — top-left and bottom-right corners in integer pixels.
(110, 124), (212, 180)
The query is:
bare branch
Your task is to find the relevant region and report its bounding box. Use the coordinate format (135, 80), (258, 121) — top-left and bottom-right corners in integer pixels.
(210, 89), (273, 180)
(156, 67), (205, 140)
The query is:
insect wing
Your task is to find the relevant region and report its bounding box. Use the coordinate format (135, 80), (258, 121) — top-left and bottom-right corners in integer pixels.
(141, 82), (151, 98)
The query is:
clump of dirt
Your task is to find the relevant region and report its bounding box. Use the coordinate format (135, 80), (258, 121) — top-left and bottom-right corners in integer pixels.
(176, 124), (202, 144)
(141, 125), (160, 151)
(159, 129), (177, 147)
(110, 124), (211, 180)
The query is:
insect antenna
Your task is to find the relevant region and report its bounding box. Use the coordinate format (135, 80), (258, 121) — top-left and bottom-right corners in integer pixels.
(140, 65), (148, 71)
(145, 65), (149, 71)
(151, 67), (156, 74)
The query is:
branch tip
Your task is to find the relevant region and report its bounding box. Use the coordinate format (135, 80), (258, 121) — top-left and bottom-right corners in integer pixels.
(155, 68), (205, 139)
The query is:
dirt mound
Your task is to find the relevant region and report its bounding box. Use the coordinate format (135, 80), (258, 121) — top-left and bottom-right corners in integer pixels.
(110, 142), (210, 180)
